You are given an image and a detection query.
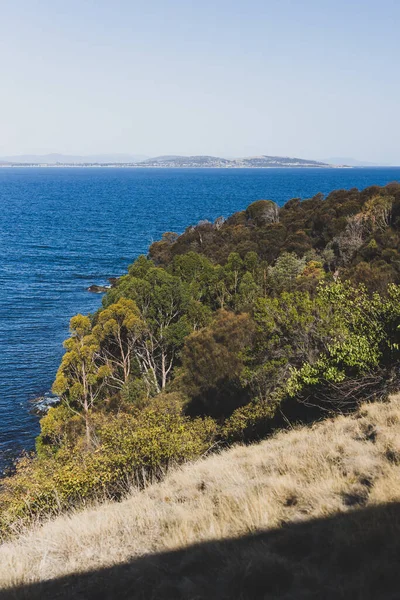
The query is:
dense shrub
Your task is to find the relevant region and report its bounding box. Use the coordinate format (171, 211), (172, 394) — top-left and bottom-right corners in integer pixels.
(149, 183), (400, 279)
(181, 311), (254, 418)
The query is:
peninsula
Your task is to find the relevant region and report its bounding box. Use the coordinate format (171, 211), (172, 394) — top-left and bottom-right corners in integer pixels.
(0, 154), (340, 168)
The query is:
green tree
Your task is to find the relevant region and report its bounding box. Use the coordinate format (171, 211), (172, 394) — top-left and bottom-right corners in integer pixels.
(93, 298), (144, 390)
(224, 252), (243, 298)
(268, 252), (306, 293)
(105, 266), (194, 391)
(53, 315), (110, 445)
(244, 289), (337, 404)
(237, 272), (260, 311)
(181, 310), (254, 418)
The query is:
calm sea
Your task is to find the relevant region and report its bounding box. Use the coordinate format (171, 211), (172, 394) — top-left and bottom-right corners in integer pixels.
(1, 166), (400, 470)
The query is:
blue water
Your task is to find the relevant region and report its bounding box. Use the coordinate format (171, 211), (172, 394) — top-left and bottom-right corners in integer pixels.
(1, 166), (400, 471)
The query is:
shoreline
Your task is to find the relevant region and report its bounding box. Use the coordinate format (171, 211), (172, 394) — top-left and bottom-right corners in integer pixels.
(0, 164), (355, 169)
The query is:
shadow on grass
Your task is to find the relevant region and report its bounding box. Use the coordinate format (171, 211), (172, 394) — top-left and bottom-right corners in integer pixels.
(2, 502), (400, 600)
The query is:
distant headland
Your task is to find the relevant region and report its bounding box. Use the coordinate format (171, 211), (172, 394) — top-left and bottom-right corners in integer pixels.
(0, 154), (351, 168)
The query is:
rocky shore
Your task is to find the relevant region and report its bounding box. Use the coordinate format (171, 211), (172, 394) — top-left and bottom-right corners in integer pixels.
(30, 392), (60, 415)
(87, 277), (118, 293)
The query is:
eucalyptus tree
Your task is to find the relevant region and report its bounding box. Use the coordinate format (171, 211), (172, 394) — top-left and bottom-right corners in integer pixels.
(92, 298), (144, 390)
(53, 314), (110, 446)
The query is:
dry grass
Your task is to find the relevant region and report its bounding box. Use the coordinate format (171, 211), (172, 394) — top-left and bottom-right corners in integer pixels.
(1, 395), (400, 598)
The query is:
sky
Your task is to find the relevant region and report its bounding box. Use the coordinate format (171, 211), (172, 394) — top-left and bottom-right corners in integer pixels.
(1, 0), (400, 163)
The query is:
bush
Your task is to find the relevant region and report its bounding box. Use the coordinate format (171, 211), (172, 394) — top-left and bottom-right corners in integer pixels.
(0, 408), (217, 537)
(246, 200), (279, 226)
(181, 311), (254, 418)
(222, 398), (281, 442)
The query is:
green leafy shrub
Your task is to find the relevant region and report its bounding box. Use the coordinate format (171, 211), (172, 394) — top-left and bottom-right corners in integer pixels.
(287, 282), (400, 407)
(222, 398), (281, 442)
(0, 408), (217, 537)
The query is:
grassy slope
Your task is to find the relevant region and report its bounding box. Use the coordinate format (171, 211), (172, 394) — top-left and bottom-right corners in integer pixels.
(1, 396), (400, 599)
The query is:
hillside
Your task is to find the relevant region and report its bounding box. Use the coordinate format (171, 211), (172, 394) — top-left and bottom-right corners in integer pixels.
(136, 154), (331, 168)
(2, 183), (400, 537)
(149, 182), (400, 293)
(2, 183), (400, 599)
(1, 395), (400, 598)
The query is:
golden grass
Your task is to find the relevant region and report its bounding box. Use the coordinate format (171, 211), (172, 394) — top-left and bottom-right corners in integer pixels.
(1, 395), (400, 597)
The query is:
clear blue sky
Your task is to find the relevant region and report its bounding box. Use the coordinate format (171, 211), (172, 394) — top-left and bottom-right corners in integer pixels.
(1, 0), (399, 163)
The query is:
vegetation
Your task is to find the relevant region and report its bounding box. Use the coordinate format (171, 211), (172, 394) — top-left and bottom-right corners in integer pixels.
(1, 394), (400, 598)
(150, 183), (400, 293)
(2, 183), (400, 536)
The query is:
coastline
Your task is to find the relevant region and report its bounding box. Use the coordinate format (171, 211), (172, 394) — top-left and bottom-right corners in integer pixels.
(0, 164), (352, 169)
(2, 168), (400, 476)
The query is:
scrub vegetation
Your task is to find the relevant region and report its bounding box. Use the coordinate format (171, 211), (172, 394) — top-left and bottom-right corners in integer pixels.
(2, 182), (400, 551)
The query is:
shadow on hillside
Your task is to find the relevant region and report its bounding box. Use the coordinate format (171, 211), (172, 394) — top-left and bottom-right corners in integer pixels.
(2, 502), (400, 600)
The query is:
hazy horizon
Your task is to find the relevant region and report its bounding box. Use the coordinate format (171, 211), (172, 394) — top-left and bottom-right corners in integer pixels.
(1, 151), (397, 167)
(0, 152), (396, 167)
(1, 0), (399, 164)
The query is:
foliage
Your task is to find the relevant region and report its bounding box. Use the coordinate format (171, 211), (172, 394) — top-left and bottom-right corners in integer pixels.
(92, 298), (144, 389)
(0, 406), (216, 536)
(267, 252), (307, 292)
(149, 183), (400, 286)
(52, 315), (111, 445)
(181, 310), (254, 418)
(4, 183), (400, 535)
(287, 282), (400, 407)
(222, 397), (281, 442)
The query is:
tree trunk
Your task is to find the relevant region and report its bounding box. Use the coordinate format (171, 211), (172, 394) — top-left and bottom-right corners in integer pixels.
(161, 352), (167, 389)
(84, 398), (91, 447)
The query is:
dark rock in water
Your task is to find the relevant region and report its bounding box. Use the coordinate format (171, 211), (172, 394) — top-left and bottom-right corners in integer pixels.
(87, 278), (118, 293)
(87, 284), (110, 293)
(30, 392), (60, 415)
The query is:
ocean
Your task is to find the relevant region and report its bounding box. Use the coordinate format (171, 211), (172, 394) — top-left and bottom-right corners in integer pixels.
(1, 166), (400, 470)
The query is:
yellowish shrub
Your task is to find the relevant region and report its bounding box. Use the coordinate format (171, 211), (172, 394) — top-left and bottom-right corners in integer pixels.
(0, 407), (217, 537)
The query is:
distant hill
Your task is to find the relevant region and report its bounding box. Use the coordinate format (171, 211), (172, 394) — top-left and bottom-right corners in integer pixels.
(237, 155), (331, 167)
(0, 153), (148, 165)
(0, 153), (338, 168)
(137, 155), (332, 168)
